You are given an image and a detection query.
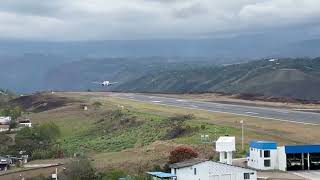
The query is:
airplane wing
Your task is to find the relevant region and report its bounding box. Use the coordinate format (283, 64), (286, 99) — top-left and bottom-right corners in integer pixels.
(109, 82), (119, 85)
(92, 82), (101, 84)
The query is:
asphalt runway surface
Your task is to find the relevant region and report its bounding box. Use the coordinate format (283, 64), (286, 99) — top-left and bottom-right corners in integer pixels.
(111, 93), (320, 125)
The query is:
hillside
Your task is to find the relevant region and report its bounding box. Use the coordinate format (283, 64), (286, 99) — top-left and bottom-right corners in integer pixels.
(14, 92), (320, 175)
(44, 57), (212, 91)
(114, 58), (320, 100)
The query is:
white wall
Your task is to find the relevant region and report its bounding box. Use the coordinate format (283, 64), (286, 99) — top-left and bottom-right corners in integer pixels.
(0, 127), (9, 132)
(248, 148), (277, 170)
(277, 147), (287, 171)
(20, 122), (32, 127)
(172, 161), (257, 180)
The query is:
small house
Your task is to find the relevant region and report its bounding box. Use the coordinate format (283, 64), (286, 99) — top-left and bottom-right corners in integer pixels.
(0, 117), (11, 125)
(170, 159), (257, 180)
(18, 119), (32, 128)
(247, 140), (278, 170)
(0, 125), (9, 132)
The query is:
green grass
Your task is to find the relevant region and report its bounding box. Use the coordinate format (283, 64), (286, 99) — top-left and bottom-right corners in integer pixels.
(60, 110), (169, 153)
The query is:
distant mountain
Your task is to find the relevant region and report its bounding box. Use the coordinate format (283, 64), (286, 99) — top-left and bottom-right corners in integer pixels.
(0, 54), (72, 92)
(114, 58), (320, 100)
(1, 36), (320, 59)
(44, 57), (213, 91)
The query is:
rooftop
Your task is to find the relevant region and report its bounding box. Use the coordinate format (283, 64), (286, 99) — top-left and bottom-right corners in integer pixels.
(169, 159), (207, 169)
(250, 140), (277, 150)
(285, 144), (320, 154)
(216, 136), (235, 143)
(147, 172), (176, 178)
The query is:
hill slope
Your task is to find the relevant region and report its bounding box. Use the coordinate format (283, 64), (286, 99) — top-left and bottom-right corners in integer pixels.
(115, 58), (320, 100)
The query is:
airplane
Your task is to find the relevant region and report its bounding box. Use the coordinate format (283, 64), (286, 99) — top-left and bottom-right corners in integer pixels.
(0, 91), (7, 96)
(92, 81), (119, 87)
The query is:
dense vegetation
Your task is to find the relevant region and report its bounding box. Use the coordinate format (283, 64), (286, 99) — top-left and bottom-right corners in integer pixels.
(1, 122), (62, 160)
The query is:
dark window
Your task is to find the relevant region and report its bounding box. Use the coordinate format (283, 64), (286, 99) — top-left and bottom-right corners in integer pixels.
(244, 173), (250, 179)
(264, 160), (271, 167)
(260, 150), (262, 157)
(264, 150), (270, 158)
(174, 168), (176, 174)
(194, 168), (197, 175)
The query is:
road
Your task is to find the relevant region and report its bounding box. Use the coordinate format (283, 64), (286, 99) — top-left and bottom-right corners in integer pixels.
(111, 93), (320, 125)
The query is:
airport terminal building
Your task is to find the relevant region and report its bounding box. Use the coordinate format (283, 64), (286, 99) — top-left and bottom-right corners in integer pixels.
(247, 141), (320, 171)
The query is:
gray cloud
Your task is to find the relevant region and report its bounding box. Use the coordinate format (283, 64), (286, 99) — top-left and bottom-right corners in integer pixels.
(0, 0), (319, 40)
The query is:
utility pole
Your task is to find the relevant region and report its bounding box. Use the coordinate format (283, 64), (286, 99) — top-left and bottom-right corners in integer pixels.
(240, 120), (244, 151)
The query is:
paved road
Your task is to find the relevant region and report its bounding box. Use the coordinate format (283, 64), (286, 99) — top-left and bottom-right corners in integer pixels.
(111, 93), (320, 125)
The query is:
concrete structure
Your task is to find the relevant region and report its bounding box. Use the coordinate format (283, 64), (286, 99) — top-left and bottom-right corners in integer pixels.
(247, 141), (278, 170)
(0, 125), (9, 132)
(0, 117), (11, 125)
(170, 159), (257, 180)
(247, 140), (320, 172)
(216, 136), (236, 165)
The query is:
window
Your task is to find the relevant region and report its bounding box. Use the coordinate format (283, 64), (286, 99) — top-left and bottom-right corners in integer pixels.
(244, 173), (250, 179)
(264, 150), (270, 158)
(264, 160), (271, 167)
(174, 168), (177, 174)
(260, 150), (262, 157)
(194, 168), (197, 175)
(224, 152), (227, 159)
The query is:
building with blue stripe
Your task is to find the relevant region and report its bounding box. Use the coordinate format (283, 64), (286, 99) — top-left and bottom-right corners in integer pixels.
(247, 140), (320, 171)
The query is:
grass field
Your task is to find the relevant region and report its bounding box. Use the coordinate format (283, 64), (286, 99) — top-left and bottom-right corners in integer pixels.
(26, 92), (320, 172)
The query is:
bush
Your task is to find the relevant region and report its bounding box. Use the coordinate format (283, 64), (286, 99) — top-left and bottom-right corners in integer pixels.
(60, 157), (96, 180)
(169, 146), (198, 163)
(99, 169), (127, 180)
(164, 125), (186, 140)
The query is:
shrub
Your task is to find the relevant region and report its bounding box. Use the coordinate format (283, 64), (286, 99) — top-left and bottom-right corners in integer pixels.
(60, 157), (96, 180)
(169, 146), (198, 163)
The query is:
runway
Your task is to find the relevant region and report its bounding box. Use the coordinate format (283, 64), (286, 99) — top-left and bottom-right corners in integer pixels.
(111, 93), (320, 125)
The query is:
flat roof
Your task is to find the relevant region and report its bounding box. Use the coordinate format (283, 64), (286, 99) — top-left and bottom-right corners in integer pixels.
(250, 140), (277, 150)
(285, 144), (320, 154)
(169, 159), (207, 169)
(147, 172), (176, 178)
(216, 136), (235, 143)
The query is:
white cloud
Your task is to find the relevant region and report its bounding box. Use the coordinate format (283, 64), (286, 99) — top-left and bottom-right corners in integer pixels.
(0, 0), (319, 40)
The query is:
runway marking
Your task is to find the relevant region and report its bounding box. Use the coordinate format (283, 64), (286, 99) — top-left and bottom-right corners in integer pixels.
(176, 99), (186, 102)
(191, 105), (199, 108)
(151, 100), (162, 103)
(245, 112), (259, 115)
(113, 96), (319, 126)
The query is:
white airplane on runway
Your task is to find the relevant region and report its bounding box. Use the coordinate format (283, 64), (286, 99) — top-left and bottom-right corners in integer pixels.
(92, 80), (119, 87)
(0, 91), (7, 95)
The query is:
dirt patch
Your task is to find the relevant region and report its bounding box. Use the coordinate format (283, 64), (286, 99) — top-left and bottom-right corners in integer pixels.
(10, 93), (79, 113)
(92, 141), (215, 174)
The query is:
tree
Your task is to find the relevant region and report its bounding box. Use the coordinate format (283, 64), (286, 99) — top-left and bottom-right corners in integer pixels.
(1, 106), (22, 120)
(169, 146), (198, 163)
(14, 122), (61, 156)
(0, 134), (13, 154)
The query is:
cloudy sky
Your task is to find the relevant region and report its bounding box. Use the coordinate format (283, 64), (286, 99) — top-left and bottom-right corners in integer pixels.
(0, 0), (320, 41)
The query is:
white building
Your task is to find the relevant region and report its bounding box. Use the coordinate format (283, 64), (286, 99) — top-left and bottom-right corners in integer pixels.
(19, 120), (32, 128)
(247, 140), (320, 172)
(247, 140), (278, 170)
(0, 117), (11, 125)
(0, 125), (9, 132)
(170, 159), (257, 180)
(216, 136), (235, 165)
